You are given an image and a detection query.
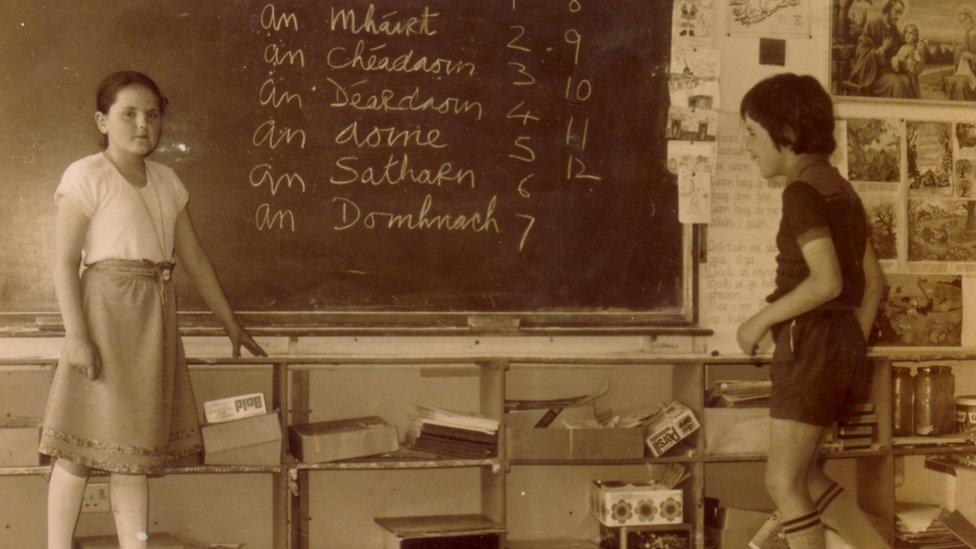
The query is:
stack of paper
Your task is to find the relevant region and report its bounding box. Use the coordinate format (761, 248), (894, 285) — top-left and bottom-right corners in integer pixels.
(895, 502), (965, 548)
(706, 380), (772, 407)
(407, 406), (499, 459)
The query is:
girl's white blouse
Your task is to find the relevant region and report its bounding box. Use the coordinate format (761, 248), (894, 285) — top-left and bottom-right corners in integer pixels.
(55, 152), (189, 265)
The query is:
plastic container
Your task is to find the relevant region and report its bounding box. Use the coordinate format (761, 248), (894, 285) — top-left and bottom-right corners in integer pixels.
(892, 367), (914, 436)
(956, 395), (976, 434)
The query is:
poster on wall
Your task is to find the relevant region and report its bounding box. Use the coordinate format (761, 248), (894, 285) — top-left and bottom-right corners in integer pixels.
(727, 0), (811, 36)
(846, 118), (901, 184)
(831, 0), (976, 103)
(871, 274), (962, 347)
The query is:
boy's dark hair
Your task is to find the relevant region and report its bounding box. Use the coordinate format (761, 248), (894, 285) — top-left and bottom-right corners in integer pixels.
(739, 73), (836, 155)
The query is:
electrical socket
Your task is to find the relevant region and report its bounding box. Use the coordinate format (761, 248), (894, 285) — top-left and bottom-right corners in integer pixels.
(81, 482), (110, 513)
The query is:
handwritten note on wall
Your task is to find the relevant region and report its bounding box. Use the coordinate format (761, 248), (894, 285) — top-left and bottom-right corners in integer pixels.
(706, 113), (781, 352)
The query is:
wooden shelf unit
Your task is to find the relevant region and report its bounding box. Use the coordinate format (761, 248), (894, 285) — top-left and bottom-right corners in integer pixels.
(3, 352), (973, 547)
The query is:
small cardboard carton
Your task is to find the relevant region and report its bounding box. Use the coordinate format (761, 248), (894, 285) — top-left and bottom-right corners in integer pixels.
(644, 401), (699, 457)
(290, 416), (399, 463)
(703, 498), (774, 549)
(202, 412), (281, 466)
(0, 418), (42, 466)
(74, 532), (184, 548)
(374, 514), (504, 549)
(203, 392), (267, 424)
(924, 457), (976, 512)
(506, 426), (644, 461)
(703, 407), (770, 455)
(588, 480), (683, 527)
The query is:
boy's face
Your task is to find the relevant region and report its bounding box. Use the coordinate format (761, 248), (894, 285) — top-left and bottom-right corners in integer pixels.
(743, 115), (790, 180)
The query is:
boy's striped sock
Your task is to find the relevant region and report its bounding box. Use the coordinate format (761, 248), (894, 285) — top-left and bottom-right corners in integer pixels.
(781, 509), (825, 549)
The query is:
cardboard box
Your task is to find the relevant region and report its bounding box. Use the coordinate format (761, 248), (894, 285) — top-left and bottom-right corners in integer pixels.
(203, 392), (267, 424)
(703, 499), (775, 549)
(644, 402), (699, 457)
(290, 416), (399, 463)
(75, 532), (184, 548)
(703, 408), (770, 455)
(588, 481), (683, 527)
(506, 404), (597, 429)
(374, 514), (504, 549)
(202, 412), (281, 466)
(506, 427), (644, 461)
(0, 424), (41, 466)
(924, 457), (976, 512)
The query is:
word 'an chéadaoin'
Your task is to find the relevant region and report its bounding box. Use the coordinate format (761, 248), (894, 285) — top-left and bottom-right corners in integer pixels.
(332, 194), (499, 234)
(329, 4), (439, 38)
(328, 41), (476, 77)
(326, 77), (482, 121)
(332, 153), (475, 189)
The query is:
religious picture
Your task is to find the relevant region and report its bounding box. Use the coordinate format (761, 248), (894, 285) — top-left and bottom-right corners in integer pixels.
(871, 274), (963, 346)
(832, 0), (976, 103)
(862, 195), (898, 259)
(846, 118), (900, 183)
(907, 121), (952, 195)
(908, 198), (976, 261)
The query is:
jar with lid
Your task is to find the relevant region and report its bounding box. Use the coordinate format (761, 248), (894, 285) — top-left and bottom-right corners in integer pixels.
(915, 366), (939, 435)
(892, 366), (914, 436)
(935, 365), (955, 434)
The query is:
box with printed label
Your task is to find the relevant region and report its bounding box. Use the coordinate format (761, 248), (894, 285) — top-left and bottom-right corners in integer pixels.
(74, 532), (184, 548)
(644, 402), (699, 457)
(506, 427), (644, 461)
(290, 416), (399, 463)
(0, 420), (41, 466)
(203, 392), (267, 424)
(202, 412), (281, 466)
(588, 481), (684, 527)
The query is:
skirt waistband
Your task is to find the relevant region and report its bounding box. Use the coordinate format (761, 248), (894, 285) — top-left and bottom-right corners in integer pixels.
(85, 259), (175, 279)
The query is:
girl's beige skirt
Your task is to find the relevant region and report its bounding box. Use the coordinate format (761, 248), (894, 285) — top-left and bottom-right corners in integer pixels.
(39, 260), (202, 474)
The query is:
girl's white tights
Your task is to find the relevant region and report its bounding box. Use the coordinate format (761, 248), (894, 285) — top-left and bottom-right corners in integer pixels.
(110, 473), (149, 549)
(47, 460), (88, 549)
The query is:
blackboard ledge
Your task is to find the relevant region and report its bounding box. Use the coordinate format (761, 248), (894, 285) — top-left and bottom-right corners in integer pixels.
(12, 312), (711, 338)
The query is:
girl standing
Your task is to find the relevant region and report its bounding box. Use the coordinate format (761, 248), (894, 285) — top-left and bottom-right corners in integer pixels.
(39, 71), (266, 548)
(737, 74), (887, 548)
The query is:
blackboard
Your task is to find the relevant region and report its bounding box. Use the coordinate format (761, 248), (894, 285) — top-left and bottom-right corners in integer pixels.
(0, 1), (690, 327)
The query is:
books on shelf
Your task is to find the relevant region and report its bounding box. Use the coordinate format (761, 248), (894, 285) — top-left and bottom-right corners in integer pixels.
(705, 380), (771, 407)
(406, 406), (499, 459)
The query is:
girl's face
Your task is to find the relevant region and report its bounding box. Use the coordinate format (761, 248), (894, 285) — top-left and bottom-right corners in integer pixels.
(743, 115), (790, 180)
(96, 84), (162, 159)
(905, 26), (918, 44)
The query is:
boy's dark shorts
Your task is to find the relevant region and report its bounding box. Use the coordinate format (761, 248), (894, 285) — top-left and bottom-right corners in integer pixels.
(770, 309), (872, 427)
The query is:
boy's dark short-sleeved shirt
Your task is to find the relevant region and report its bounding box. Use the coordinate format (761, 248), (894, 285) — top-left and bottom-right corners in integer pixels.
(766, 155), (867, 310)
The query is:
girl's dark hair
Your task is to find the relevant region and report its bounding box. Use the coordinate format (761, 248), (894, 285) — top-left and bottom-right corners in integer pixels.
(96, 71), (168, 148)
(739, 73), (836, 155)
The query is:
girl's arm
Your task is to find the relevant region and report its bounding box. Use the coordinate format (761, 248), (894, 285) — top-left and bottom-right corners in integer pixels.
(737, 235), (842, 354)
(53, 200), (101, 379)
(856, 242), (885, 339)
(174, 209), (266, 357)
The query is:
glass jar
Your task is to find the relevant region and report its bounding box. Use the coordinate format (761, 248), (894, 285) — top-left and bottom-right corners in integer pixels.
(915, 366), (938, 435)
(935, 366), (956, 435)
(892, 367), (914, 436)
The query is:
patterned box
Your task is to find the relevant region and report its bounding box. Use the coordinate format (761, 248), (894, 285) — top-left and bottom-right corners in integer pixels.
(589, 480), (683, 527)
